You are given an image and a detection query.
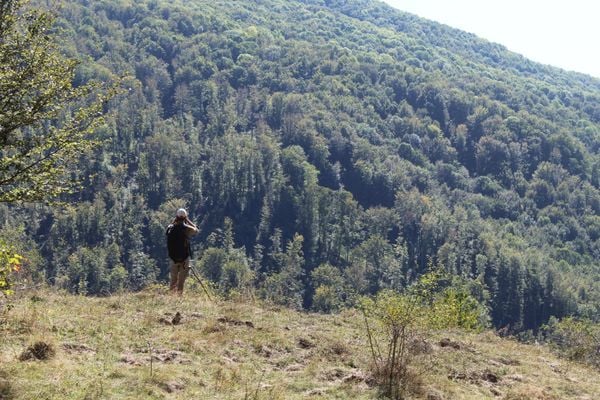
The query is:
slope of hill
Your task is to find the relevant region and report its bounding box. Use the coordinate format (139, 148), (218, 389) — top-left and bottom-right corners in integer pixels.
(1, 288), (599, 399)
(3, 0), (599, 332)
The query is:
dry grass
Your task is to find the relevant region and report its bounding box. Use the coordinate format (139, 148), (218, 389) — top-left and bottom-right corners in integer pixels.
(1, 287), (599, 399)
(424, 331), (600, 399)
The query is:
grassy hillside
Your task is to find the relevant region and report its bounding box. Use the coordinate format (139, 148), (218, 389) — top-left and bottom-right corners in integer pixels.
(1, 287), (599, 399)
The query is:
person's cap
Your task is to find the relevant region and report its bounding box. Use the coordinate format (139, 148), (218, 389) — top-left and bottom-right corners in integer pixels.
(176, 208), (187, 218)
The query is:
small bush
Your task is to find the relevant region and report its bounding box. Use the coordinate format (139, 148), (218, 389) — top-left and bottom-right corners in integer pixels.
(199, 247), (253, 297)
(108, 265), (128, 293)
(360, 291), (425, 399)
(543, 317), (600, 369)
(219, 260), (253, 294)
(411, 269), (488, 331)
(262, 270), (303, 309)
(311, 264), (347, 312)
(199, 247), (227, 283)
(312, 285), (341, 313)
(428, 288), (487, 331)
(358, 270), (488, 399)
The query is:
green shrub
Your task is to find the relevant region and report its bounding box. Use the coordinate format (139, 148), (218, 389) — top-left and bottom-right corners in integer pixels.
(199, 247), (253, 296)
(359, 290), (424, 399)
(358, 270), (488, 398)
(108, 265), (128, 294)
(199, 247), (227, 283)
(311, 264), (346, 312)
(428, 288), (488, 331)
(219, 260), (254, 294)
(543, 317), (600, 369)
(312, 285), (341, 313)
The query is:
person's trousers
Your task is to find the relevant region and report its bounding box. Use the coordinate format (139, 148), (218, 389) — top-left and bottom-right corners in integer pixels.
(169, 259), (190, 293)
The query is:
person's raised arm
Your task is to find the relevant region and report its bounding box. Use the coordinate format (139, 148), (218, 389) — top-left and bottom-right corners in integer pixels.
(183, 217), (199, 235)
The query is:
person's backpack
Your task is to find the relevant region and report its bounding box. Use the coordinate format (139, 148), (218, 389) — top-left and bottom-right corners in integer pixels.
(166, 223), (191, 262)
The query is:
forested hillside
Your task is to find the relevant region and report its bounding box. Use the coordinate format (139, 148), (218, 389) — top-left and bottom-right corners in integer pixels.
(5, 0), (600, 332)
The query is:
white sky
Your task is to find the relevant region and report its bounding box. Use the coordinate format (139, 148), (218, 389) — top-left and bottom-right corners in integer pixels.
(382, 0), (600, 79)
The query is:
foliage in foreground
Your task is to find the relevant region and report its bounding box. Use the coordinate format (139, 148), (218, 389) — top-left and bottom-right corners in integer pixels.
(0, 241), (22, 296)
(543, 317), (600, 370)
(0, 0), (116, 203)
(360, 271), (487, 398)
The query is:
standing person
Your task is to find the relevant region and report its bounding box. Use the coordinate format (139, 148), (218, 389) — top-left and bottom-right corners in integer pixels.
(166, 208), (198, 294)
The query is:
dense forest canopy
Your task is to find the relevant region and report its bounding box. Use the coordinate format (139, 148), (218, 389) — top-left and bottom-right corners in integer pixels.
(4, 0), (600, 332)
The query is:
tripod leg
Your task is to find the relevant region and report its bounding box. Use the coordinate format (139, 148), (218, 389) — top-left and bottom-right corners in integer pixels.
(189, 267), (213, 301)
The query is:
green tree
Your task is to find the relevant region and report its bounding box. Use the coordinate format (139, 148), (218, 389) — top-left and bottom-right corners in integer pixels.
(263, 233), (305, 308)
(128, 252), (157, 291)
(311, 263), (346, 312)
(108, 264), (128, 294)
(0, 0), (115, 202)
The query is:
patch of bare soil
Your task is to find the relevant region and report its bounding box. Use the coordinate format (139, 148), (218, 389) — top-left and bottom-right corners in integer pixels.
(62, 343), (95, 354)
(341, 369), (375, 386)
(305, 387), (328, 396)
(297, 337), (315, 349)
(159, 380), (185, 393)
(120, 348), (191, 366)
(320, 367), (374, 386)
(439, 338), (462, 350)
(119, 353), (142, 366)
(18, 341), (55, 361)
(410, 338), (434, 355)
(321, 367), (346, 381)
(449, 368), (503, 396)
(158, 311), (183, 325)
(254, 344), (279, 358)
(448, 368), (501, 384)
(221, 349), (240, 364)
(426, 390), (444, 400)
(284, 363), (304, 372)
(217, 316), (254, 328)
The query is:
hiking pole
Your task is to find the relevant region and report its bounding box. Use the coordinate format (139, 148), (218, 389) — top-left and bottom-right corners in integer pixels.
(189, 266), (213, 301)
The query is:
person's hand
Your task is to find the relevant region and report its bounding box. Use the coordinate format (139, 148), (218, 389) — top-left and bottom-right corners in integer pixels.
(185, 217), (196, 227)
